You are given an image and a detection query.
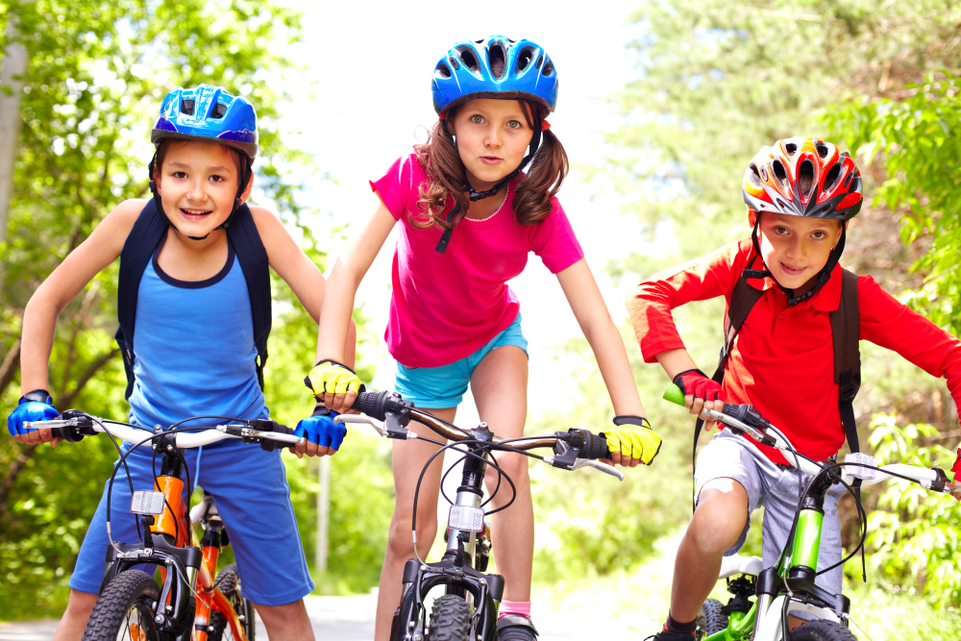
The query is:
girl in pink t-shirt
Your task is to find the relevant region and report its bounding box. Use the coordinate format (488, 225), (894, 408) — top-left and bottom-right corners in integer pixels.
(308, 35), (661, 641)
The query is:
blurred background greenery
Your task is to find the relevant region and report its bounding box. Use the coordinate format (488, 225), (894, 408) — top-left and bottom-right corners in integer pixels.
(1, 0), (959, 637)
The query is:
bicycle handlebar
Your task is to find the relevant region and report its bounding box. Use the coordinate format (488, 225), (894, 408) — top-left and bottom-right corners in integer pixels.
(663, 384), (960, 497)
(339, 390), (623, 480)
(23, 410), (303, 450)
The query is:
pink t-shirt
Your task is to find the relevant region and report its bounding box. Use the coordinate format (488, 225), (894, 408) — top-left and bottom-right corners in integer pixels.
(372, 153), (584, 368)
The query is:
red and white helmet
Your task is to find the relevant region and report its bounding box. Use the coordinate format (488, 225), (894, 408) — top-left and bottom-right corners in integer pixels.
(742, 137), (862, 221)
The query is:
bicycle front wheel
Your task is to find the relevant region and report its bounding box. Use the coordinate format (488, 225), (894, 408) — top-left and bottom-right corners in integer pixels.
(426, 594), (470, 641)
(82, 571), (163, 641)
(789, 620), (858, 641)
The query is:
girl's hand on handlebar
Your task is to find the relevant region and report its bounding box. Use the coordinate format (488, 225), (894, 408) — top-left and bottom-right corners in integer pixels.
(304, 359), (363, 413)
(602, 416), (662, 467)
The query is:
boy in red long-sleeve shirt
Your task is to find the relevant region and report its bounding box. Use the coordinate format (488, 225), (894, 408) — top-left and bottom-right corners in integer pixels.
(629, 137), (961, 640)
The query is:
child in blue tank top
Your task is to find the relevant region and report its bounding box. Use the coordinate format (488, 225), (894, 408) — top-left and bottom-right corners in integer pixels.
(6, 85), (343, 641)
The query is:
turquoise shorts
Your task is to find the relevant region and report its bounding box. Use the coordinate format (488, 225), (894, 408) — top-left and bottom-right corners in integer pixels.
(395, 314), (528, 409)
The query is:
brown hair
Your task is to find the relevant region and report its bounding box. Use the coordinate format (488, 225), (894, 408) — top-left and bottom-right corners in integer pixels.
(411, 101), (569, 230)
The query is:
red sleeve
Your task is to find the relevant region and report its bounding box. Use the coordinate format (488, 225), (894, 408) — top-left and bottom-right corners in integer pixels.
(628, 240), (751, 363)
(859, 276), (961, 421)
(528, 199), (584, 274)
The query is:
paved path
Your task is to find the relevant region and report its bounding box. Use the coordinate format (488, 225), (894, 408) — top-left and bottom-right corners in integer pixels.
(0, 589), (652, 640)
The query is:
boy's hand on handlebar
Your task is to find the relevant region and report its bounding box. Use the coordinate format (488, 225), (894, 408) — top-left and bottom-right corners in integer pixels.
(602, 416), (662, 466)
(293, 406), (346, 458)
(7, 391), (62, 447)
(304, 359), (363, 413)
(673, 369), (722, 430)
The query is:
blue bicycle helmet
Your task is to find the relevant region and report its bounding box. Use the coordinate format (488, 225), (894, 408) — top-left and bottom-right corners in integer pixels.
(151, 85), (258, 160)
(432, 36), (558, 115)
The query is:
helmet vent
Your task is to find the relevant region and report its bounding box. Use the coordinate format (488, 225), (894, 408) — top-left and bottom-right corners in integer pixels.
(456, 46), (480, 72)
(772, 160), (788, 185)
(815, 143), (829, 158)
(823, 164), (841, 191)
(784, 142), (797, 155)
(798, 160), (815, 197)
(211, 103), (227, 119)
(489, 43), (507, 78)
(181, 99), (195, 116)
(541, 59), (555, 77)
(516, 46), (536, 72)
(748, 163), (762, 186)
(437, 61), (453, 77)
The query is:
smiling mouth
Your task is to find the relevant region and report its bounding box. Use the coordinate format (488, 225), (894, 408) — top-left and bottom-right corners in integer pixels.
(780, 262), (806, 276)
(180, 208), (213, 220)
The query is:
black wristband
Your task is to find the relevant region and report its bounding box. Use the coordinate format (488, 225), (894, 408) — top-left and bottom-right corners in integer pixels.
(314, 358), (357, 374)
(19, 389), (53, 405)
(612, 415), (652, 430)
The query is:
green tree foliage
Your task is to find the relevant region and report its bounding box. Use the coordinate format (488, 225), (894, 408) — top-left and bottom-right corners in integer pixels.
(0, 0), (393, 619)
(863, 415), (961, 608)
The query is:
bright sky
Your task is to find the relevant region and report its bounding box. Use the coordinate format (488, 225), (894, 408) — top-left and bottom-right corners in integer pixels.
(280, 1), (652, 418)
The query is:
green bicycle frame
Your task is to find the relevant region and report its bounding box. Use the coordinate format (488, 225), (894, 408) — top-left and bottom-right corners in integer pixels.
(705, 605), (757, 641)
(785, 509), (824, 577)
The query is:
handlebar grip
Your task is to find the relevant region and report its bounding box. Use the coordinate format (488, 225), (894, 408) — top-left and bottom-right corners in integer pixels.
(351, 390), (409, 421)
(663, 384), (686, 406)
(567, 429), (610, 460)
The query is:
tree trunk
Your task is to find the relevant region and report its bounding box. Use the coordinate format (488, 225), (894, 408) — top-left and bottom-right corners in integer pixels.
(0, 10), (29, 245)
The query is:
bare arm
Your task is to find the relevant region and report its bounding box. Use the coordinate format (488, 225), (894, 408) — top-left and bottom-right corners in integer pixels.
(20, 200), (142, 394)
(315, 200), (397, 411)
(555, 258), (646, 417)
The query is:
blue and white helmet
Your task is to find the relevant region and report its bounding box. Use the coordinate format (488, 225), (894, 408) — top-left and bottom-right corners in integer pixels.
(432, 36), (558, 115)
(151, 85), (258, 161)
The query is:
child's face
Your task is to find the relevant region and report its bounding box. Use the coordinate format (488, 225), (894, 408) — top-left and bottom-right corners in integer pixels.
(756, 212), (843, 294)
(449, 98), (535, 191)
(154, 140), (249, 238)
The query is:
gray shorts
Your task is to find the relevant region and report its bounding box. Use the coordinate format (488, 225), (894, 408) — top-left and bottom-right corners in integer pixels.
(695, 431), (846, 595)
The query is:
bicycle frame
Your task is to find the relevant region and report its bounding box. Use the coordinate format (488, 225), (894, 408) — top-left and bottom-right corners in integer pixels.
(101, 432), (253, 640)
(340, 389), (619, 641)
(663, 384), (958, 641)
(391, 422), (504, 641)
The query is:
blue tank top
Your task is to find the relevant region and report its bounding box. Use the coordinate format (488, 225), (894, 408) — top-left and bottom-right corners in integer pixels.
(127, 243), (268, 429)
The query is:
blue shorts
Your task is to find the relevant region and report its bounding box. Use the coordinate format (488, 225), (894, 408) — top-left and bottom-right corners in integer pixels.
(695, 431), (845, 595)
(395, 314), (528, 408)
(69, 440), (314, 606)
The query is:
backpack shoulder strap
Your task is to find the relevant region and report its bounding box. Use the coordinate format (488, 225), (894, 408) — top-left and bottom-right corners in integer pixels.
(116, 199), (169, 399)
(690, 268), (765, 509)
(226, 204), (272, 390)
(832, 268), (861, 452)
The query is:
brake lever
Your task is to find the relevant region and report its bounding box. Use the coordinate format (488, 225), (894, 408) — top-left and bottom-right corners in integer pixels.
(572, 459), (624, 481)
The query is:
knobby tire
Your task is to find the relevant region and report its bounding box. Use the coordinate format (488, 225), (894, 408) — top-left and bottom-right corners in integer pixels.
(426, 594), (470, 641)
(789, 619), (858, 641)
(82, 570), (163, 641)
(207, 563), (257, 641)
(702, 598), (730, 636)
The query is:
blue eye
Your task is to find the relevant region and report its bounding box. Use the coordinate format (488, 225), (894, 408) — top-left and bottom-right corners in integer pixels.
(470, 114), (485, 124)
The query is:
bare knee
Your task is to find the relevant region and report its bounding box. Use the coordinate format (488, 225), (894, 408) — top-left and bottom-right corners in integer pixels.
(485, 452), (529, 494)
(256, 600), (314, 640)
(686, 480), (749, 555)
(385, 507), (436, 561)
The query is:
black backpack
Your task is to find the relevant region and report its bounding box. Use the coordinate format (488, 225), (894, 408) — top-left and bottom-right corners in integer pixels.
(694, 265), (861, 464)
(115, 199), (271, 399)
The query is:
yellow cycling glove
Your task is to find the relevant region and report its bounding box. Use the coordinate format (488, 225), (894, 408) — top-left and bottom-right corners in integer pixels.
(603, 416), (663, 465)
(304, 359), (363, 399)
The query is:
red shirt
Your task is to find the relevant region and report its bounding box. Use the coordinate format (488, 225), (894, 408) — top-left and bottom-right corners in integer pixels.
(630, 239), (961, 464)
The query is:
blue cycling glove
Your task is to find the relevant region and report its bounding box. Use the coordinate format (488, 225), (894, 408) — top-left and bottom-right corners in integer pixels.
(295, 406), (347, 451)
(7, 390), (60, 437)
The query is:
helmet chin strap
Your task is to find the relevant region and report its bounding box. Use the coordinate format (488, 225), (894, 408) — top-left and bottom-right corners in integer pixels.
(147, 153), (252, 242)
(435, 113), (543, 254)
(750, 213), (847, 306)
